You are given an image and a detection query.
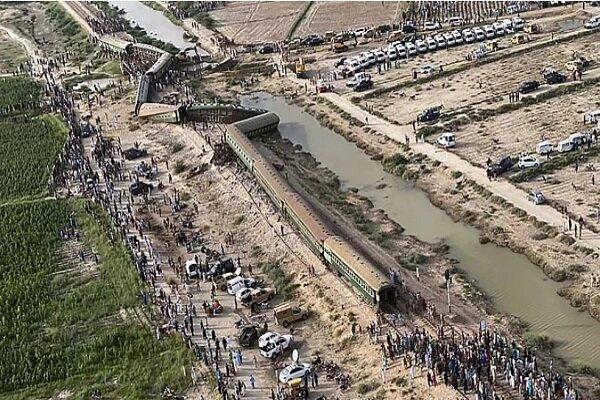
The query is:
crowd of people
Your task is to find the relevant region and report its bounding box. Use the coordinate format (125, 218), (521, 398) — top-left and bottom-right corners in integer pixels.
(380, 326), (582, 400)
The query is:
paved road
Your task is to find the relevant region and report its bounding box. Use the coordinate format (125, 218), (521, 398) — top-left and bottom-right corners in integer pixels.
(320, 91), (600, 250)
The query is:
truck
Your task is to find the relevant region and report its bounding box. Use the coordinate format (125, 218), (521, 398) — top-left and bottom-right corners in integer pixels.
(274, 303), (310, 327)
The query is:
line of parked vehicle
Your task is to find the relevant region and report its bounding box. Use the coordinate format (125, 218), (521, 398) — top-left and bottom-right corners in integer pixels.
(337, 17), (526, 76)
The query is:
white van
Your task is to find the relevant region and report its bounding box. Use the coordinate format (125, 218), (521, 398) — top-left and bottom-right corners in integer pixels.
(536, 140), (553, 155)
(462, 29), (475, 43)
(437, 132), (456, 148)
(569, 132), (590, 147)
(416, 40), (428, 53)
(584, 109), (600, 124)
(557, 139), (574, 153)
(473, 27), (486, 41)
(435, 34), (446, 48)
(484, 25), (496, 39)
(185, 259), (199, 278)
(426, 37), (437, 50)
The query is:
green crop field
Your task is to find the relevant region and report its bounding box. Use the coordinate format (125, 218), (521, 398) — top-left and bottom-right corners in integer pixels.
(0, 115), (68, 203)
(0, 77), (41, 113)
(0, 77), (193, 399)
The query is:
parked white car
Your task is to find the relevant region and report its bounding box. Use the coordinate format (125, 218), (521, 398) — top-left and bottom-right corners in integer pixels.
(235, 287), (254, 302)
(512, 17), (525, 30)
(279, 363), (312, 383)
(492, 22), (505, 35)
(258, 331), (281, 349)
(452, 30), (463, 44)
(536, 140), (553, 155)
(557, 139), (574, 153)
(584, 16), (600, 29)
(415, 40), (428, 53)
(260, 334), (293, 358)
(518, 155), (540, 169)
(405, 42), (417, 56)
(484, 25), (496, 38)
(396, 44), (407, 58)
(437, 132), (456, 148)
(462, 29), (475, 43)
(227, 276), (257, 295)
(420, 65), (436, 75)
(426, 36), (437, 50)
(447, 17), (465, 27)
(473, 27), (486, 41)
(443, 32), (456, 46)
(424, 21), (441, 31)
(185, 259), (199, 278)
(434, 34), (446, 48)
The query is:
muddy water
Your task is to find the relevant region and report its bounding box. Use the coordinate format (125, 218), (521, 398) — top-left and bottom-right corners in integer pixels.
(241, 92), (600, 368)
(108, 1), (190, 49)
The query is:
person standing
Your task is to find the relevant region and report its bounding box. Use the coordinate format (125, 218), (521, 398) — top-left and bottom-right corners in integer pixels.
(249, 374), (256, 389)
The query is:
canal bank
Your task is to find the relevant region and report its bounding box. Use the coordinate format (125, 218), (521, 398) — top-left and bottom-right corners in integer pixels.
(241, 92), (600, 369)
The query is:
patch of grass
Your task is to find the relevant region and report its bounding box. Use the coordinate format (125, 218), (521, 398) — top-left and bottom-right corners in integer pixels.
(169, 141), (185, 154)
(45, 2), (96, 62)
(260, 260), (297, 300)
(173, 160), (187, 174)
(568, 361), (600, 378)
(523, 333), (555, 352)
(357, 380), (381, 395)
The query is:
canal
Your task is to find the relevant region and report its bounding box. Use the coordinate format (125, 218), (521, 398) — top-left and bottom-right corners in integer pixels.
(108, 1), (189, 50)
(242, 92), (600, 368)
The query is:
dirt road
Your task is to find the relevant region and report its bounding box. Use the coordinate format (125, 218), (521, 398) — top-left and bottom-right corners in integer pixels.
(320, 91), (600, 251)
(0, 24), (39, 59)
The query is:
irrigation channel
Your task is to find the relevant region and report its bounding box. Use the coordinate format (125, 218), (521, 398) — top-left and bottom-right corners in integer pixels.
(241, 92), (600, 369)
(107, 1), (189, 50)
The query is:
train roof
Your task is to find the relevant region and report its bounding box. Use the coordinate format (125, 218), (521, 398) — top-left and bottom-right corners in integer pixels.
(99, 35), (132, 52)
(138, 103), (182, 118)
(232, 112), (280, 135)
(187, 103), (268, 114)
(284, 192), (330, 244)
(131, 42), (165, 54)
(226, 125), (263, 161)
(147, 53), (173, 75)
(136, 76), (149, 103)
(324, 236), (390, 289)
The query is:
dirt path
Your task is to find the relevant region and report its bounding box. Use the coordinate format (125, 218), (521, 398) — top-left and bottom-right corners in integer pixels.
(0, 24), (40, 59)
(320, 91), (600, 252)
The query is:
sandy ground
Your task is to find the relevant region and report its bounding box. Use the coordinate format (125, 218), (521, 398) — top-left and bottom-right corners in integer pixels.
(452, 83), (600, 167)
(0, 28), (28, 73)
(85, 91), (468, 399)
(209, 2), (306, 44)
(370, 31), (600, 127)
(294, 1), (406, 38)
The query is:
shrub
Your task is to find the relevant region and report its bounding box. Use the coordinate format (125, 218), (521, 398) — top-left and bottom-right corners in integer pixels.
(357, 381), (381, 395)
(523, 333), (555, 351)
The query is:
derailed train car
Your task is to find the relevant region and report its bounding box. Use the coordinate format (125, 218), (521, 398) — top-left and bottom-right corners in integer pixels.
(222, 114), (394, 308)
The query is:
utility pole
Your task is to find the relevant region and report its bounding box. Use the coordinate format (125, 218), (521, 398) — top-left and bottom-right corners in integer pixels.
(446, 279), (451, 314)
